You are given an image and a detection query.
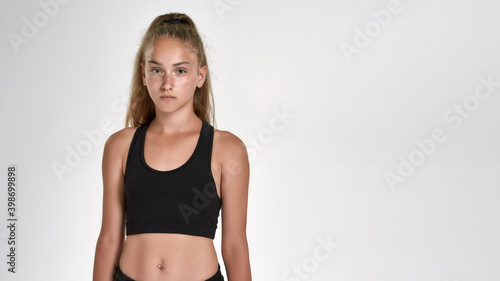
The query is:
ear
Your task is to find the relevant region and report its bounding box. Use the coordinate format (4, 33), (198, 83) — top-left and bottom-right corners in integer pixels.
(196, 65), (208, 88)
(141, 62), (146, 86)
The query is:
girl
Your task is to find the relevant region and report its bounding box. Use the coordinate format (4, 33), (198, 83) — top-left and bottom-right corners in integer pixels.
(92, 12), (251, 281)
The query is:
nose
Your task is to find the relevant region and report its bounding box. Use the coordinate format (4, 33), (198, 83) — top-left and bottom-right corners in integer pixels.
(161, 73), (173, 90)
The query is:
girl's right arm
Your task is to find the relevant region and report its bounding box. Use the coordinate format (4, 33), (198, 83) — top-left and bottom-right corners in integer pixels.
(92, 130), (128, 281)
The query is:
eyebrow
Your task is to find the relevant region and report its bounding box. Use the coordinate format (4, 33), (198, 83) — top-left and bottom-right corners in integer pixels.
(147, 60), (191, 67)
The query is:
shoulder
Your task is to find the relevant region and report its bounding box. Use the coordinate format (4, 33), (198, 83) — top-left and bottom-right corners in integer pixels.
(103, 126), (141, 170)
(105, 126), (140, 150)
(213, 128), (249, 172)
(213, 128), (247, 157)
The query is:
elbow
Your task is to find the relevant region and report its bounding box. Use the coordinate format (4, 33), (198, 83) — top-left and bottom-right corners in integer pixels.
(221, 237), (249, 259)
(97, 231), (125, 247)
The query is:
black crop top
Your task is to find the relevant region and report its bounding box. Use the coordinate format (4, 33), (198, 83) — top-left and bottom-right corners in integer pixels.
(123, 119), (221, 239)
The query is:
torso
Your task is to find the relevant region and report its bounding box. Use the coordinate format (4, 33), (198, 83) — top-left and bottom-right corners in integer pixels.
(117, 120), (222, 280)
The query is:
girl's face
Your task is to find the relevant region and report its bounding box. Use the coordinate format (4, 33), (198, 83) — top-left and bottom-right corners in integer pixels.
(141, 36), (207, 114)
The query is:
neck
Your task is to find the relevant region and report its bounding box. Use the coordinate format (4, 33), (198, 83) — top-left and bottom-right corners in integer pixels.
(150, 111), (201, 135)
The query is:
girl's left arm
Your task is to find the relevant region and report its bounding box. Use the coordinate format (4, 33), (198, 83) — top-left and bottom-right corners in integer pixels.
(219, 131), (252, 281)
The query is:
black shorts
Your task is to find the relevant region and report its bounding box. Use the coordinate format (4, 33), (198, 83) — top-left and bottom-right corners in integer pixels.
(114, 261), (224, 281)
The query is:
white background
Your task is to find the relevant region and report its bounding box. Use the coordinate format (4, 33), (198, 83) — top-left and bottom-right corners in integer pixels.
(1, 0), (499, 280)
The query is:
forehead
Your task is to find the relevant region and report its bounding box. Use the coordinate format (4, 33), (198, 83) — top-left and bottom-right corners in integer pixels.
(144, 36), (197, 63)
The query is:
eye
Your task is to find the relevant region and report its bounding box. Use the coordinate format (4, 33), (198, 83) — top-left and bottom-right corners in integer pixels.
(150, 68), (162, 74)
(176, 69), (187, 74)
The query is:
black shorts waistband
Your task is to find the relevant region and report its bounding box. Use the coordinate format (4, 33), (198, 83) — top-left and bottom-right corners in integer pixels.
(114, 261), (224, 281)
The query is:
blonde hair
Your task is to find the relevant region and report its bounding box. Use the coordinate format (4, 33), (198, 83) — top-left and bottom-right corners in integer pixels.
(124, 12), (215, 128)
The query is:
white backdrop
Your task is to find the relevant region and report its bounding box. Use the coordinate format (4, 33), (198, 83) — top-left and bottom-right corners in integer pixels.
(1, 0), (499, 280)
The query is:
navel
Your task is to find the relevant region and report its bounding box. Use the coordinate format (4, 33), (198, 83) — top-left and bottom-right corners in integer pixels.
(157, 263), (163, 270)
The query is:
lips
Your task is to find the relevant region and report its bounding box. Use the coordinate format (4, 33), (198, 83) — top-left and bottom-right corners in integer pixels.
(160, 95), (176, 98)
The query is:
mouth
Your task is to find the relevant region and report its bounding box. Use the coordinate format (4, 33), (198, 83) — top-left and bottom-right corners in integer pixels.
(160, 95), (176, 99)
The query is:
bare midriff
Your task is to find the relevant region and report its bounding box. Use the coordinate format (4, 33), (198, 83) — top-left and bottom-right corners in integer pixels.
(119, 233), (219, 281)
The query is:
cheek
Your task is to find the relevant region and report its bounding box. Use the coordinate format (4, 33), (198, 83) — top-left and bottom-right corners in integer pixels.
(145, 74), (161, 85)
(176, 75), (197, 88)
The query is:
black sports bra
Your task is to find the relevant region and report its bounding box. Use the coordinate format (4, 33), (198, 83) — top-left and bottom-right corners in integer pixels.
(123, 119), (221, 239)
